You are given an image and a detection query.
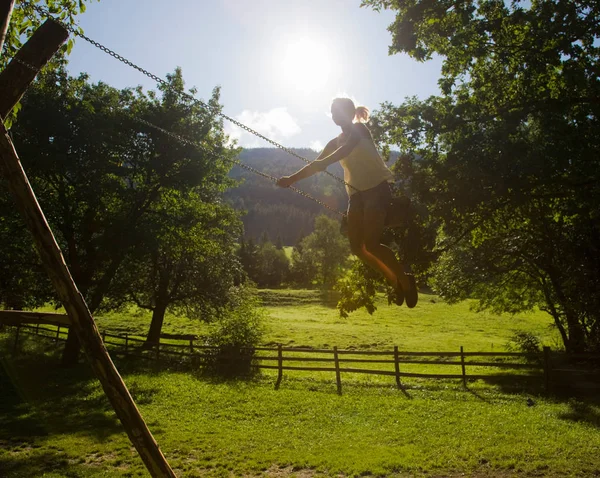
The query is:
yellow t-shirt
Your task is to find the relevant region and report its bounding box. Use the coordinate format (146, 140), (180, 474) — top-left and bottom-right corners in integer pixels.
(338, 131), (394, 196)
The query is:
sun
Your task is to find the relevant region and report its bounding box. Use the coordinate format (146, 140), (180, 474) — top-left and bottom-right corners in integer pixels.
(280, 37), (332, 94)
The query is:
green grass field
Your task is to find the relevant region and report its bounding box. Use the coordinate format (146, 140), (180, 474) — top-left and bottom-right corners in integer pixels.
(1, 290), (599, 477)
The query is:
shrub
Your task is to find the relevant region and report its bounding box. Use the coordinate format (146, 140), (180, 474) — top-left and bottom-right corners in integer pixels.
(506, 331), (543, 364)
(203, 287), (265, 377)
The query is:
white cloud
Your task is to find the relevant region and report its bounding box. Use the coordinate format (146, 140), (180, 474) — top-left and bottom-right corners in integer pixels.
(225, 107), (301, 148)
(309, 140), (324, 152)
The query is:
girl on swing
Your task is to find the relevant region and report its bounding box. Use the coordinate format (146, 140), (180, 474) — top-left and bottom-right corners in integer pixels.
(276, 97), (418, 308)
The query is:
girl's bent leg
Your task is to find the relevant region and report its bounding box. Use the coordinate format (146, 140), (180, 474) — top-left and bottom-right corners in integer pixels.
(347, 208), (399, 287)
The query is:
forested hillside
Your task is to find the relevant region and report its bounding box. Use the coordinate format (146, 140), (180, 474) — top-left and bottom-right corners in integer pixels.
(226, 148), (398, 245)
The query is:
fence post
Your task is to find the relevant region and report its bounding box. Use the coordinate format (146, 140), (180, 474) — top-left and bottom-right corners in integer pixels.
(35, 322), (39, 335)
(334, 346), (342, 395)
(101, 330), (106, 343)
(189, 338), (194, 355)
(275, 344), (283, 390)
(12, 323), (20, 354)
(125, 333), (129, 355)
(394, 346), (402, 390)
(55, 325), (60, 344)
(460, 346), (467, 388)
(543, 346), (552, 393)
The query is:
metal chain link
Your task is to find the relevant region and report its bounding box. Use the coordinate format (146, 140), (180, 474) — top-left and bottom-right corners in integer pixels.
(11, 56), (40, 73)
(133, 116), (346, 218)
(20, 0), (357, 193)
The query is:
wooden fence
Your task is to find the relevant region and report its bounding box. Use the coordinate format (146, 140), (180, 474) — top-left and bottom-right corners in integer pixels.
(4, 322), (564, 394)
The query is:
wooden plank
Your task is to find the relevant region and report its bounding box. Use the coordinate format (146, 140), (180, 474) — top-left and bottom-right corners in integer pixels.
(0, 310), (70, 326)
(394, 345), (401, 390)
(461, 351), (532, 357)
(0, 0), (15, 54)
(460, 346), (467, 388)
(464, 362), (539, 369)
(0, 19), (69, 120)
(334, 346), (342, 395)
(0, 123), (175, 477)
(275, 344), (283, 390)
(159, 332), (198, 341)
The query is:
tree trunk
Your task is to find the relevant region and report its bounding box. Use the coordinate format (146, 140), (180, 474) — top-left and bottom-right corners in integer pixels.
(144, 300), (168, 350)
(61, 252), (125, 365)
(566, 312), (586, 354)
(61, 328), (81, 365)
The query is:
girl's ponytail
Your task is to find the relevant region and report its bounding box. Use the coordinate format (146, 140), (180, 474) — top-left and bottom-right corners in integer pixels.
(354, 105), (370, 123)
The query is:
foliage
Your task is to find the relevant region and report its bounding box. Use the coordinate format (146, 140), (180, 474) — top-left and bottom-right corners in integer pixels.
(239, 237), (290, 288)
(5, 66), (243, 360)
(506, 330), (543, 364)
(0, 197), (53, 309)
(291, 215), (350, 288)
(102, 69), (244, 344)
(362, 0), (600, 352)
(203, 286), (265, 376)
(335, 261), (379, 318)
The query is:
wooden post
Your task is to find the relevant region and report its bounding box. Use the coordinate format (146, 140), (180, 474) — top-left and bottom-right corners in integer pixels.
(460, 346), (467, 388)
(0, 19), (69, 120)
(12, 322), (20, 354)
(394, 346), (402, 390)
(0, 0), (15, 54)
(275, 344), (283, 390)
(125, 333), (129, 355)
(101, 330), (106, 343)
(0, 123), (175, 476)
(543, 346), (552, 393)
(189, 338), (193, 355)
(333, 346), (342, 395)
(55, 325), (61, 344)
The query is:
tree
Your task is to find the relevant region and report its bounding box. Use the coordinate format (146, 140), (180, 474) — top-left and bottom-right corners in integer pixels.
(292, 215), (349, 288)
(111, 190), (243, 348)
(362, 0), (600, 352)
(239, 237), (260, 283)
(0, 193), (53, 309)
(8, 67), (240, 362)
(239, 238), (289, 288)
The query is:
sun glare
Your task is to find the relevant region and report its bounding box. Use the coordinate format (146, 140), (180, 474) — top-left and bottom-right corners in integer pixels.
(280, 37), (332, 94)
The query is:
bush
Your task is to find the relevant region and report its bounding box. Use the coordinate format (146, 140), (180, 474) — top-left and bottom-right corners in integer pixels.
(506, 331), (543, 364)
(203, 287), (265, 377)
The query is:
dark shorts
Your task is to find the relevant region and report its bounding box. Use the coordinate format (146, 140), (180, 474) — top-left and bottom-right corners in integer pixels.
(347, 181), (392, 215)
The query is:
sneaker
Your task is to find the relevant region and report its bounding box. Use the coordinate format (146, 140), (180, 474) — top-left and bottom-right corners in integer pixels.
(403, 266), (418, 308)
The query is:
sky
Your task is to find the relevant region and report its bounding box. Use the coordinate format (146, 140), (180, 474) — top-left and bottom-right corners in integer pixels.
(65, 0), (443, 150)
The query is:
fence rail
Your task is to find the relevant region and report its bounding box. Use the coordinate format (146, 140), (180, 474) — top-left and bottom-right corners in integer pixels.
(2, 321), (568, 394)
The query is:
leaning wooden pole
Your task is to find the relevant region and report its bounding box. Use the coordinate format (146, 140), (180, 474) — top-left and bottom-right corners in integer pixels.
(0, 17), (176, 478)
(0, 124), (177, 478)
(0, 0), (15, 53)
(0, 19), (68, 119)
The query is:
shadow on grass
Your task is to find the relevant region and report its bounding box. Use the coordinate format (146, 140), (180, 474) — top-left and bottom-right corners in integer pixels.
(477, 372), (600, 429)
(0, 446), (126, 478)
(0, 337), (125, 447)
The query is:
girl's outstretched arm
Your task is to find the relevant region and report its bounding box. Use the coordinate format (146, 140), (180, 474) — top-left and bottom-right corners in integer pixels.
(276, 131), (360, 188)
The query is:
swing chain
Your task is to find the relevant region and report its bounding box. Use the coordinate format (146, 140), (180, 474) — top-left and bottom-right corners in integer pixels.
(134, 116), (347, 218)
(21, 0), (356, 193)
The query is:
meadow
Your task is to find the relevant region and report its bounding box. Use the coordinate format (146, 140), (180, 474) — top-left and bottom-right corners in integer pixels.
(1, 291), (599, 477)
